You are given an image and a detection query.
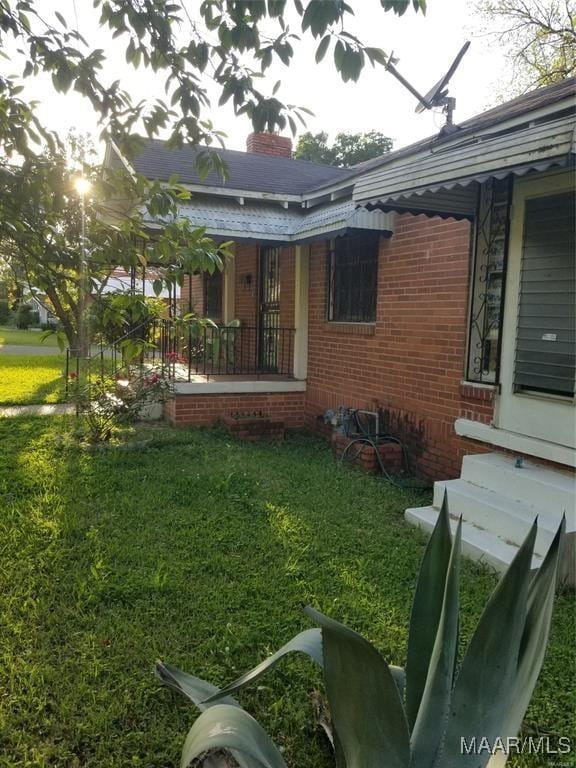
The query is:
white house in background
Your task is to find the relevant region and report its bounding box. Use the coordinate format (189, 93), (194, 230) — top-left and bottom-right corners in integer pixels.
(27, 295), (57, 326)
(100, 267), (179, 301)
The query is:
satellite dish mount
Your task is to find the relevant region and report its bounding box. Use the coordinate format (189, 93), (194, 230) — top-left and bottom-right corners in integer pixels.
(385, 42), (470, 135)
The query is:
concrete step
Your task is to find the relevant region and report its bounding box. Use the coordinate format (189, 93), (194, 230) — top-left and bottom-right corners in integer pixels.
(432, 479), (562, 557)
(461, 453), (576, 522)
(405, 505), (544, 575)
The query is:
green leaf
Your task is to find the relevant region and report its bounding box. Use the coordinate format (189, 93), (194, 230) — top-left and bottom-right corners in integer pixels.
(156, 664), (263, 768)
(405, 492), (453, 731)
(305, 606), (410, 768)
(334, 39), (345, 72)
(410, 518), (461, 767)
(436, 521), (537, 767)
(498, 518), (566, 742)
(155, 661), (241, 711)
(315, 35), (331, 63)
(364, 47), (388, 66)
(181, 705), (287, 768)
(204, 628), (323, 703)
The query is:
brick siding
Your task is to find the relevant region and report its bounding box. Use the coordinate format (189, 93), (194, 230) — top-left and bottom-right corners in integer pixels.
(180, 274), (204, 314)
(165, 391), (305, 429)
(304, 213), (495, 479)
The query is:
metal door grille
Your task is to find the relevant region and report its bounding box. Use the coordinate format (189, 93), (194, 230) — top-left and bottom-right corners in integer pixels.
(258, 247), (281, 372)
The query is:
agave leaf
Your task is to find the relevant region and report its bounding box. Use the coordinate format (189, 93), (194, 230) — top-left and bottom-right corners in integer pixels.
(305, 605), (410, 768)
(156, 662), (264, 768)
(204, 628), (323, 704)
(410, 518), (461, 767)
(180, 704), (287, 768)
(435, 521), (537, 768)
(205, 627), (406, 705)
(487, 517), (566, 768)
(406, 492), (453, 731)
(155, 660), (241, 710)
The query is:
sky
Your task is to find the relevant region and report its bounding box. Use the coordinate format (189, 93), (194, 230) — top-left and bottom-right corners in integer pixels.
(8, 0), (508, 156)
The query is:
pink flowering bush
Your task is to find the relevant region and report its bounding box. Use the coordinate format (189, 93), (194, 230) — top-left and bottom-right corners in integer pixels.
(70, 366), (173, 442)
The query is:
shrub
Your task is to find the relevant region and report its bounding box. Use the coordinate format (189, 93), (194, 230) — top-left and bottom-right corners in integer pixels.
(90, 294), (165, 346)
(0, 299), (11, 325)
(15, 304), (35, 329)
(69, 366), (172, 443)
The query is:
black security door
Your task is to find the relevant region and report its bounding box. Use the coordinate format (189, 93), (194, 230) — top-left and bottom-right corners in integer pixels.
(258, 246), (280, 371)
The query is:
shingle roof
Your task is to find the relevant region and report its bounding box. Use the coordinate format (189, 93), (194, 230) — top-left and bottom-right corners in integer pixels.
(129, 139), (350, 195)
(343, 77), (576, 177)
(121, 77), (575, 198)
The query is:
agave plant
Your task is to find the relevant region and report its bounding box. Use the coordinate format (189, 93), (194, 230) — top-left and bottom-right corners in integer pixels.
(156, 497), (565, 768)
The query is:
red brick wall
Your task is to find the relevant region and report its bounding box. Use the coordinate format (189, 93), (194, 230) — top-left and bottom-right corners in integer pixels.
(234, 244), (259, 326)
(181, 274), (204, 314)
(304, 214), (495, 479)
(165, 391), (305, 429)
(279, 246), (295, 373)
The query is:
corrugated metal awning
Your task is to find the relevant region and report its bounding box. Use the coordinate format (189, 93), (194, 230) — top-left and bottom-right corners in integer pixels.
(362, 157), (571, 220)
(147, 197), (394, 243)
(354, 111), (575, 220)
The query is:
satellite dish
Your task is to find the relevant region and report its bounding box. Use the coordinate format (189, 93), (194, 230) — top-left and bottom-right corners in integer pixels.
(415, 42), (471, 114)
(386, 42), (470, 132)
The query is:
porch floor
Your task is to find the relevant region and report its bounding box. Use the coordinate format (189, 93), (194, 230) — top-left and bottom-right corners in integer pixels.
(168, 363), (294, 383)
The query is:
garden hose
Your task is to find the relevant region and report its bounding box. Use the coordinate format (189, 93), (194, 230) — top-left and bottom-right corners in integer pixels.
(338, 409), (430, 492)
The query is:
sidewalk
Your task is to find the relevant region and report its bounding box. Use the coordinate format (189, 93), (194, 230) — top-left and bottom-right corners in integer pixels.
(0, 344), (63, 355)
(0, 403), (74, 418)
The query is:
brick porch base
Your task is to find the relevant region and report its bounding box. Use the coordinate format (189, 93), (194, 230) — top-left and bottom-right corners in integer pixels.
(164, 391), (305, 429)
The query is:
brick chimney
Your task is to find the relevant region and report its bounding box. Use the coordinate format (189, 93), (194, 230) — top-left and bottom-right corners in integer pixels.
(246, 132), (292, 158)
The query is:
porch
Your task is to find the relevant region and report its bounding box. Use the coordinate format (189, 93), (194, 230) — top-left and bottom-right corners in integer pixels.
(155, 320), (306, 429)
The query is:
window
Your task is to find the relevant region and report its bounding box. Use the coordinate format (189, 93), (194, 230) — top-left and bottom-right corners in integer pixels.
(466, 178), (512, 383)
(513, 190), (575, 397)
(204, 270), (223, 322)
(328, 232), (380, 323)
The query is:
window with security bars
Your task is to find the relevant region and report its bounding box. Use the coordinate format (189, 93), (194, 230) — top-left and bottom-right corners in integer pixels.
(466, 178), (512, 383)
(328, 232), (380, 323)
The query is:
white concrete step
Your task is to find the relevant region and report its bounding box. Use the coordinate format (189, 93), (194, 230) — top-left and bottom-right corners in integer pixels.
(432, 478), (562, 557)
(461, 453), (576, 522)
(405, 505), (544, 575)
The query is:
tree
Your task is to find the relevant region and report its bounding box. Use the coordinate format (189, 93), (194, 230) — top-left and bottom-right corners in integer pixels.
(295, 130), (393, 166)
(474, 0), (576, 93)
(0, 1), (426, 352)
(0, 141), (227, 353)
(0, 1), (426, 164)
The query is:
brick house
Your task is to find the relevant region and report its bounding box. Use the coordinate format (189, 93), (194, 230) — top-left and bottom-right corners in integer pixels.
(105, 77), (575, 576)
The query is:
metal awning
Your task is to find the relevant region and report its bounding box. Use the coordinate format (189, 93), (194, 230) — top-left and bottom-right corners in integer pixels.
(362, 157), (571, 220)
(354, 111), (576, 220)
(147, 197), (394, 243)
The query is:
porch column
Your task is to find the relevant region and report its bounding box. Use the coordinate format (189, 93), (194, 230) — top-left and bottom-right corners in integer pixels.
(293, 244), (309, 380)
(222, 244), (236, 323)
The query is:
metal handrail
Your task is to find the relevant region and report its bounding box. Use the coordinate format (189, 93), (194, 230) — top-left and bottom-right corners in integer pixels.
(65, 318), (296, 388)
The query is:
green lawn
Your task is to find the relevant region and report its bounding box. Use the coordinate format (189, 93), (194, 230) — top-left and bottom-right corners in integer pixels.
(0, 354), (66, 405)
(0, 420), (574, 767)
(0, 326), (59, 346)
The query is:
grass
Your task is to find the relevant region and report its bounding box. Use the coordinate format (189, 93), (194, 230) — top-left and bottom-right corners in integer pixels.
(0, 354), (67, 405)
(0, 419), (574, 767)
(0, 326), (59, 346)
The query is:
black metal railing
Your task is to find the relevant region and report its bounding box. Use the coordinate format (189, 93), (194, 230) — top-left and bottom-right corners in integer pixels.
(155, 320), (295, 380)
(65, 319), (295, 386)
